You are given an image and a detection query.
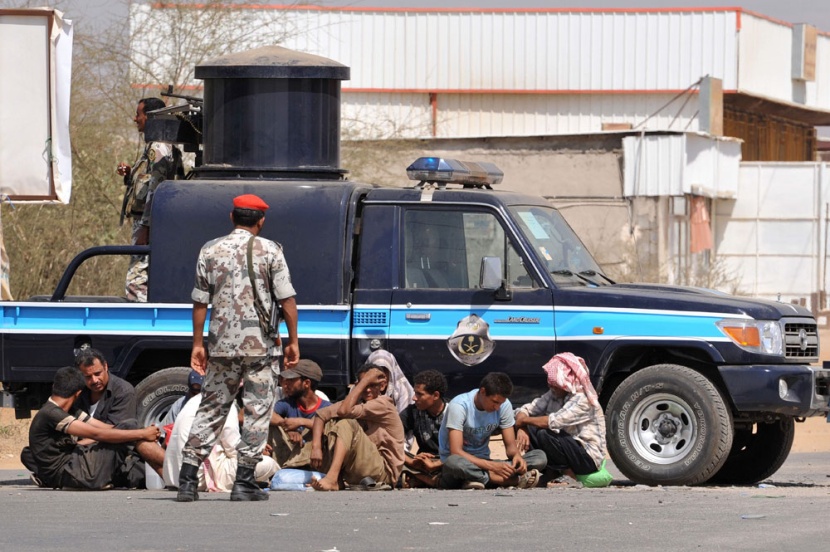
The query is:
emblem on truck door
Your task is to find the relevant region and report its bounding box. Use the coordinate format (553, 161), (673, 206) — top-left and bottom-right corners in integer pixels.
(447, 314), (496, 366)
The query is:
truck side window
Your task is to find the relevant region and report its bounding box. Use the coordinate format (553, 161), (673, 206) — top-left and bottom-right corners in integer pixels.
(403, 210), (535, 289)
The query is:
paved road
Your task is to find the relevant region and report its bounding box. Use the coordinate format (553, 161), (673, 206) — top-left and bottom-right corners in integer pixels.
(1, 453), (828, 552)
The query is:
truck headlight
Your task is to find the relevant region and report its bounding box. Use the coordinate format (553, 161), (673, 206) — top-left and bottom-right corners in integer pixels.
(716, 319), (783, 355)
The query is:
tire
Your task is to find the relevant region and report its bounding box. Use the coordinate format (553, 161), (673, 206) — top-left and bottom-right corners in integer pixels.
(606, 364), (733, 486)
(135, 367), (191, 427)
(707, 417), (795, 485)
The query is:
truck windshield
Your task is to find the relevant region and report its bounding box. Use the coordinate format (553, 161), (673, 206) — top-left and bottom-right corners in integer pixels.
(508, 205), (608, 286)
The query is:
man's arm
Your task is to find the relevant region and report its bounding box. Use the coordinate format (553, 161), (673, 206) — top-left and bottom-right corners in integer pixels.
(191, 301), (208, 375)
(280, 417), (314, 431)
(279, 296), (299, 368)
(66, 419), (159, 444)
(309, 415), (325, 470)
(501, 426), (527, 474)
(336, 368), (385, 418)
(447, 428), (514, 478)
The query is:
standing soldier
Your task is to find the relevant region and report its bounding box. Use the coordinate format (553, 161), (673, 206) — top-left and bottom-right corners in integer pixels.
(177, 194), (299, 502)
(116, 97), (182, 302)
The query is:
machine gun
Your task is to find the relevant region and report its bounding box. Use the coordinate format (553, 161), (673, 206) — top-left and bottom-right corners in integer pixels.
(120, 86), (204, 226)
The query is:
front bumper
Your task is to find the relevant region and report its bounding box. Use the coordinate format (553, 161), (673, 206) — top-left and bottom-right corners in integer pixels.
(718, 364), (830, 416)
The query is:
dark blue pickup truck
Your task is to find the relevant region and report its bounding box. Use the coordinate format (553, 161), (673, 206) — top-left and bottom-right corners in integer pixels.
(2, 45), (828, 486)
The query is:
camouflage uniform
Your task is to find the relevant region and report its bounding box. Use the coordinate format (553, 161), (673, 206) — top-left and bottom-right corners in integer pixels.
(124, 141), (179, 302)
(182, 228), (296, 469)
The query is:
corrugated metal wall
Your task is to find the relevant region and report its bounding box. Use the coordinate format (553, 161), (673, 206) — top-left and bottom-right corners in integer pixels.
(739, 14), (830, 111)
(715, 163), (829, 309)
(130, 6), (830, 143)
(277, 8), (741, 92)
(622, 133), (740, 198)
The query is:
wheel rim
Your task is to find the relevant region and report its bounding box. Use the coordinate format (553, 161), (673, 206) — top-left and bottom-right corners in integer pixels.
(141, 395), (180, 427)
(627, 392), (698, 465)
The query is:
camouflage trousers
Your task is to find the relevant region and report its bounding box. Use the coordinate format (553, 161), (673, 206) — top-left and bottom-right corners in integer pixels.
(125, 255), (148, 302)
(125, 220), (147, 302)
(182, 356), (279, 470)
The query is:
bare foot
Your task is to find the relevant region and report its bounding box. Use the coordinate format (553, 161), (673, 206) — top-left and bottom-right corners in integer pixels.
(311, 476), (340, 491)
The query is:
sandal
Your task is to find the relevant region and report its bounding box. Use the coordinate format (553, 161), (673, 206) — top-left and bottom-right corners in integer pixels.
(517, 469), (540, 489)
(348, 476), (392, 491)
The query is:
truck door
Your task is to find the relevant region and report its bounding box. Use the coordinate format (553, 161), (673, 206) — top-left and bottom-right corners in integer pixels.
(388, 206), (554, 402)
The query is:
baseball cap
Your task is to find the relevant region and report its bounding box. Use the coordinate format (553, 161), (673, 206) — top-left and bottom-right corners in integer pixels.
(188, 370), (204, 387)
(280, 359), (323, 382)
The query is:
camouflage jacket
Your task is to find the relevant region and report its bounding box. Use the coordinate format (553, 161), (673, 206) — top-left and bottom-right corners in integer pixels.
(127, 141), (179, 226)
(192, 228), (296, 357)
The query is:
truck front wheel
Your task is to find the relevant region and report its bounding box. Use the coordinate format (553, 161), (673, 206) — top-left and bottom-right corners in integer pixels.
(707, 417), (795, 485)
(606, 364), (733, 486)
(135, 367), (191, 427)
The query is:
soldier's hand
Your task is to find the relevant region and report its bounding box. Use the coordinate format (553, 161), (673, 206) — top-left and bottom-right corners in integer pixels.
(283, 343), (299, 369)
(117, 162), (131, 177)
(191, 346), (207, 375)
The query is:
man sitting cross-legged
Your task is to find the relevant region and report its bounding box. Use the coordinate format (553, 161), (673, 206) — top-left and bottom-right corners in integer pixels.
(309, 363), (405, 491)
(400, 369), (448, 488)
(438, 372), (547, 490)
(25, 366), (164, 490)
(268, 359), (331, 469)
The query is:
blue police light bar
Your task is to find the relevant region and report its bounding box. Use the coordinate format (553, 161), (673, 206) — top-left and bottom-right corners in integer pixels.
(406, 157), (504, 187)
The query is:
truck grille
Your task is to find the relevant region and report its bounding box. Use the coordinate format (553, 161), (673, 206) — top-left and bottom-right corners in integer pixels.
(783, 320), (819, 359)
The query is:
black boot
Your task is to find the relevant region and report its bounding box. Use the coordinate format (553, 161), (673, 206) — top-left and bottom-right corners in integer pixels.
(176, 462), (200, 502)
(230, 466), (268, 502)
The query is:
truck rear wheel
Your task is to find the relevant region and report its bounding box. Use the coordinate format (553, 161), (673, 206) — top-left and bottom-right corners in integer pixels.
(135, 367), (191, 427)
(606, 364), (733, 486)
(707, 417), (795, 485)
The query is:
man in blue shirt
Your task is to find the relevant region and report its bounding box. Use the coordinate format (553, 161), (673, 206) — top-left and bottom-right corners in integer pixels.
(438, 372), (547, 490)
(268, 359), (331, 468)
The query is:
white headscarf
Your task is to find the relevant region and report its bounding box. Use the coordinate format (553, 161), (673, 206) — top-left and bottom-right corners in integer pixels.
(366, 350), (415, 414)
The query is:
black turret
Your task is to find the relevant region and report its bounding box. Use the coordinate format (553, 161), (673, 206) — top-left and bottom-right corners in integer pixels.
(194, 45), (350, 179)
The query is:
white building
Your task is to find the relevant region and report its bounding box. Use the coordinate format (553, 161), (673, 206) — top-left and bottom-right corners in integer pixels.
(129, 5), (830, 312)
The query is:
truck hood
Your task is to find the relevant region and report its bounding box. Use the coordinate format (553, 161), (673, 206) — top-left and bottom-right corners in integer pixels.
(556, 282), (813, 320)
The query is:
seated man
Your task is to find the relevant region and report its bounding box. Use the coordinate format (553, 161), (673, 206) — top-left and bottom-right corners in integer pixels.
(163, 392), (277, 491)
(268, 359), (331, 468)
(438, 372), (547, 490)
(160, 370), (204, 427)
(514, 353), (611, 488)
(400, 369), (448, 487)
(366, 350), (414, 414)
(309, 363), (405, 491)
(74, 347), (137, 426)
(25, 366), (164, 490)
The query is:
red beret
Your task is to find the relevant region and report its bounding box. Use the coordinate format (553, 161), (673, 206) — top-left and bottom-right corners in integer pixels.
(233, 194), (269, 212)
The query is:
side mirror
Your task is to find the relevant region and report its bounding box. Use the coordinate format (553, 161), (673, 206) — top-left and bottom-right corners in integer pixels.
(479, 256), (502, 289)
(480, 256), (513, 301)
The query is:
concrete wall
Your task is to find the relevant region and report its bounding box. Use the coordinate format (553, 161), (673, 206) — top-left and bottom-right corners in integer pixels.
(342, 134), (644, 275)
